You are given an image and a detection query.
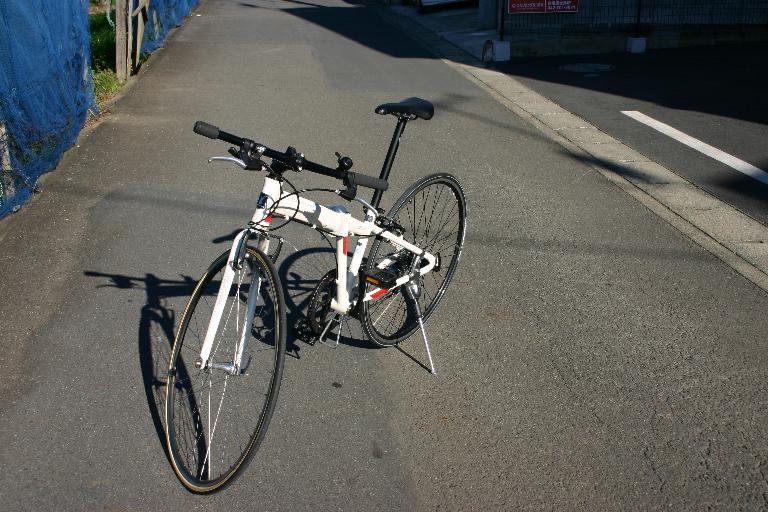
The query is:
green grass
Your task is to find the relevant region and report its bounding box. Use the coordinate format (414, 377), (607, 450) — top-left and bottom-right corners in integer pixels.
(89, 9), (121, 111)
(90, 12), (116, 71)
(92, 69), (121, 107)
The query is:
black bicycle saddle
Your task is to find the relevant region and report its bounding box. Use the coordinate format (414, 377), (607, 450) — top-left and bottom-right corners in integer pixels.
(375, 97), (434, 120)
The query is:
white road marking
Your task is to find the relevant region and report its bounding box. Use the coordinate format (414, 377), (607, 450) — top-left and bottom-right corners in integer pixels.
(621, 110), (768, 186)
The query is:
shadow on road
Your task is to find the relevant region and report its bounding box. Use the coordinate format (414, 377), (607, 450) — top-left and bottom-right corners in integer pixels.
(277, 246), (378, 351)
(498, 42), (768, 128)
(262, 0), (768, 129)
(84, 270), (195, 461)
(81, 239), (383, 455)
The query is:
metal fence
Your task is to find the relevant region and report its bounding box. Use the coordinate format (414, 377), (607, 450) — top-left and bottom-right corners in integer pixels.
(505, 0), (768, 33)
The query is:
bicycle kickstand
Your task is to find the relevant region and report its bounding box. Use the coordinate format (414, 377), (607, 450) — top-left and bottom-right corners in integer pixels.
(405, 283), (436, 375)
(318, 313), (344, 348)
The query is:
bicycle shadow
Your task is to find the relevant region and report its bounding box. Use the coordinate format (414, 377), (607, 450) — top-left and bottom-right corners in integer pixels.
(81, 243), (377, 452)
(83, 270), (197, 461)
(277, 245), (379, 352)
(82, 238), (433, 461)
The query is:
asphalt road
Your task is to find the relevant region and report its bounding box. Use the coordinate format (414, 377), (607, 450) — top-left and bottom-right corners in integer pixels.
(2, 1), (768, 510)
(499, 43), (768, 226)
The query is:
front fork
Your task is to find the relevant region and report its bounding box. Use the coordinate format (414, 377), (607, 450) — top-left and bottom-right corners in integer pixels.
(196, 178), (282, 373)
(196, 225), (271, 374)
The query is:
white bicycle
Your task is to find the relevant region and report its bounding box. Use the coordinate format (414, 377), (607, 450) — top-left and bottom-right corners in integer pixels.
(164, 98), (467, 493)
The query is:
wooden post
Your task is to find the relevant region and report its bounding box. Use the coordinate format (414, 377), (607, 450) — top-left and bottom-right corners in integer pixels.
(132, 1), (150, 71)
(116, 0), (127, 81)
(127, 0), (133, 73)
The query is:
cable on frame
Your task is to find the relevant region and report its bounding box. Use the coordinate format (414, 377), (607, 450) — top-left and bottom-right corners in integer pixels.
(254, 173), (381, 240)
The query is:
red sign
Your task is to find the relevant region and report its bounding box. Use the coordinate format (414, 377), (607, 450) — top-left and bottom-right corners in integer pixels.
(508, 0), (578, 13)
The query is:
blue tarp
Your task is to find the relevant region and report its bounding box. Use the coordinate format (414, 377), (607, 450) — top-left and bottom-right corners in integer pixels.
(141, 0), (199, 54)
(0, 0), (93, 217)
(0, 0), (198, 218)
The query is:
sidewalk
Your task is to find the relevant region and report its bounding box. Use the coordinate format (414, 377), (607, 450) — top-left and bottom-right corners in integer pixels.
(390, 6), (493, 60)
(381, 4), (768, 293)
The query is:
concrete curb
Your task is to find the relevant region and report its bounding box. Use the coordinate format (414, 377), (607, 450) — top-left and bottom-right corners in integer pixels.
(375, 5), (768, 294)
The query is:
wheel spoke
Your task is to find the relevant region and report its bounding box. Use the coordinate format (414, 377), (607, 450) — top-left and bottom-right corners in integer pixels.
(373, 293), (400, 326)
(363, 176), (466, 346)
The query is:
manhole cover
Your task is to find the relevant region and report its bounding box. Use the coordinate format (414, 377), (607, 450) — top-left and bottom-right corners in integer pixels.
(559, 63), (615, 73)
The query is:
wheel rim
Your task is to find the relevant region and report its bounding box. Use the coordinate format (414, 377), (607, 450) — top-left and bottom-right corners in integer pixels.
(364, 176), (466, 344)
(166, 250), (282, 491)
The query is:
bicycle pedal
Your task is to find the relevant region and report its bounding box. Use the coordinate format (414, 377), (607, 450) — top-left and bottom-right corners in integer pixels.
(362, 268), (399, 289)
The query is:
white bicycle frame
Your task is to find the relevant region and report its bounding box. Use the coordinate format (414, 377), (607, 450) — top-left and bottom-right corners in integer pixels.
(196, 174), (437, 374)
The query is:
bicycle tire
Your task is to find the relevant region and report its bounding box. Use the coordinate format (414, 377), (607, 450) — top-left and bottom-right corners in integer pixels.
(361, 173), (467, 346)
(165, 247), (286, 493)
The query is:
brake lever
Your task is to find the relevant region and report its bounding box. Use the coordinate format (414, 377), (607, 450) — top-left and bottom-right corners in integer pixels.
(208, 156), (247, 169)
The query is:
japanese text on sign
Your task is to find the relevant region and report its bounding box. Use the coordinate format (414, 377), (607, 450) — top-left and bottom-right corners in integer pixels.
(508, 0), (578, 13)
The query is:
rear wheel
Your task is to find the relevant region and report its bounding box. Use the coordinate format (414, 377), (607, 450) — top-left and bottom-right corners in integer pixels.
(361, 173), (467, 346)
(165, 248), (286, 493)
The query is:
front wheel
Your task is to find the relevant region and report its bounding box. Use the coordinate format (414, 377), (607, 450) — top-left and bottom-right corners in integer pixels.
(165, 247), (286, 493)
(361, 173), (467, 346)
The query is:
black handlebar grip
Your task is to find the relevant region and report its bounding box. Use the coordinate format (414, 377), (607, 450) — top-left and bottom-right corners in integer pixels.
(351, 172), (388, 191)
(194, 121), (220, 139)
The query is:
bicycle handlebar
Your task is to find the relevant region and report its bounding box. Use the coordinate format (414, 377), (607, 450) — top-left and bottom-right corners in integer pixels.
(193, 121), (389, 192)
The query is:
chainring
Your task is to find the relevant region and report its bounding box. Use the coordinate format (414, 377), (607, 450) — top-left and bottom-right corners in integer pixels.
(307, 269), (338, 337)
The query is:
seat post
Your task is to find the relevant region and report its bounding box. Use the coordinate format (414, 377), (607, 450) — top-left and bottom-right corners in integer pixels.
(371, 116), (409, 209)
